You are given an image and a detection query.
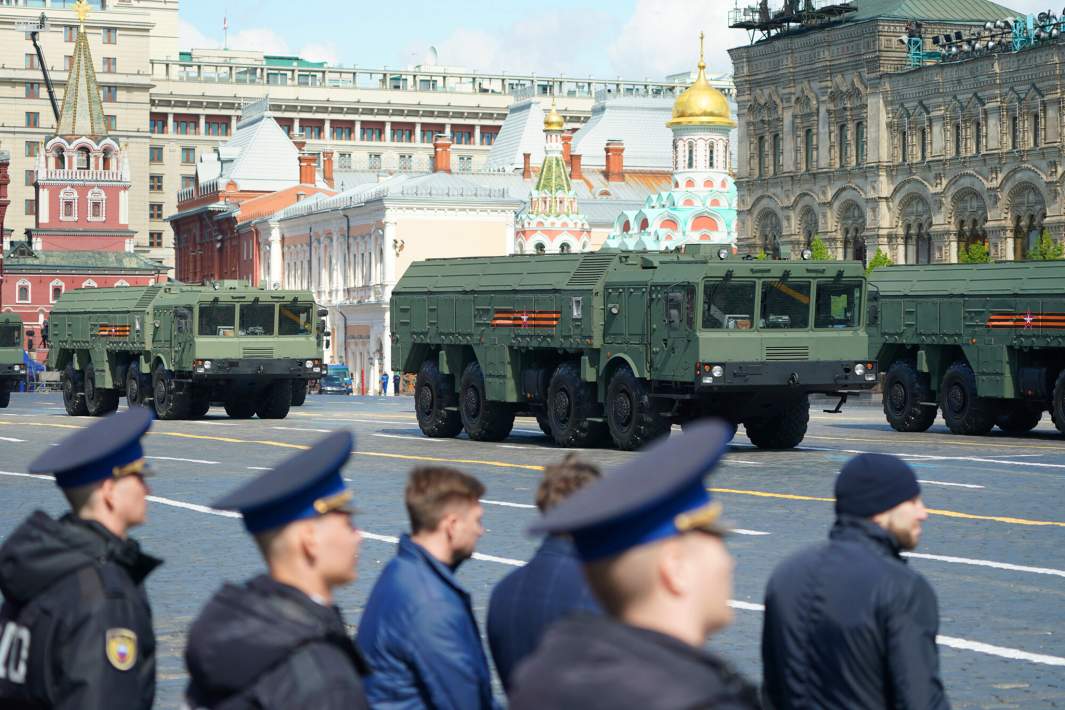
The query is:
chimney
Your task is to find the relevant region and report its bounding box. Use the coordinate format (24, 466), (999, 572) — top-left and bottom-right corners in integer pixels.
(561, 133), (573, 166)
(522, 152), (532, 180)
(292, 138), (307, 153)
(605, 139), (625, 182)
(322, 150), (334, 188)
(298, 153), (317, 185)
(433, 134), (452, 173)
(570, 153), (583, 181)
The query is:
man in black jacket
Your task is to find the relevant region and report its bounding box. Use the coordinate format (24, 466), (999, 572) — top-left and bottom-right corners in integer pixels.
(762, 453), (950, 709)
(184, 430), (369, 709)
(0, 407), (161, 710)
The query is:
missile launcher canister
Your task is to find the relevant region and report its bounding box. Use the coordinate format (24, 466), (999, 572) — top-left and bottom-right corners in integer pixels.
(0, 314), (27, 408)
(391, 247), (877, 450)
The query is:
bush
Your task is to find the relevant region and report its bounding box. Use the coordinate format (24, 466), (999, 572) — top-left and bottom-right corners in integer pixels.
(1026, 230), (1064, 261)
(958, 242), (991, 264)
(865, 248), (894, 274)
(809, 237), (832, 261)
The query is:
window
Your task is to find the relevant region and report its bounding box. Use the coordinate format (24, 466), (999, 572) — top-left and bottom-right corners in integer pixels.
(115, 280), (129, 288)
(1032, 111), (1040, 147)
(149, 203), (164, 219)
(421, 129), (437, 143)
(101, 86), (118, 103)
(239, 304), (275, 336)
(458, 155), (472, 172)
(87, 189), (105, 221)
(149, 231), (164, 248)
(25, 82), (40, 98)
(954, 122), (961, 156)
(24, 170), (35, 187)
(149, 174), (163, 192)
(25, 112), (40, 128)
(452, 130), (473, 145)
(361, 127), (383, 141)
(25, 199), (36, 215)
(181, 175), (195, 190)
(105, 115), (116, 131)
(337, 153), (352, 170)
(198, 304), (236, 336)
(804, 128), (814, 171)
(25, 142), (39, 158)
(760, 279), (811, 329)
(703, 280), (755, 330)
(708, 143), (715, 169)
(920, 128), (927, 161)
(60, 188), (77, 220)
(16, 281), (31, 304)
(757, 136), (766, 177)
(64, 26), (77, 42)
(102, 57), (117, 73)
(480, 131), (497, 146)
(50, 282), (64, 303)
(814, 281), (862, 329)
(391, 128), (413, 143)
(333, 126), (353, 141)
(102, 28), (118, 44)
(398, 154), (413, 171)
(1011, 115), (1019, 149)
(974, 120), (982, 154)
(175, 120), (197, 135)
(855, 122), (866, 165)
(25, 53), (38, 70)
(149, 146), (164, 163)
(838, 124), (849, 167)
(368, 153), (382, 170)
(0, 322), (21, 347)
(206, 119), (230, 136)
(181, 147), (196, 164)
(773, 133), (782, 174)
(82, 280), (97, 289)
(303, 125), (323, 140)
(150, 116), (167, 134)
(278, 304), (312, 335)
(900, 129), (908, 163)
(76, 148), (90, 170)
(665, 286), (695, 329)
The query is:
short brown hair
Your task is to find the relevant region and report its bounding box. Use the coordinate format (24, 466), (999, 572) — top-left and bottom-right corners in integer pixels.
(405, 467), (485, 533)
(536, 454), (601, 513)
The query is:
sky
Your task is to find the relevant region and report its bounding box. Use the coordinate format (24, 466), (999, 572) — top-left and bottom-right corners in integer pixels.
(179, 0), (1059, 81)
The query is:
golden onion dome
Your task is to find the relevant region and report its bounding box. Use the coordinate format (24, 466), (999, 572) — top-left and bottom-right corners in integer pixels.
(668, 34), (736, 129)
(544, 102), (565, 132)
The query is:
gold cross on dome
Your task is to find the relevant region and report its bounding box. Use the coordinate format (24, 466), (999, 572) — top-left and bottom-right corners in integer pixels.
(699, 31), (705, 62)
(74, 0), (91, 28)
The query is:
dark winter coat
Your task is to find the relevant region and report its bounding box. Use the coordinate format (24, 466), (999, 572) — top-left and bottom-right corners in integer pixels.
(184, 574), (370, 709)
(0, 511), (161, 710)
(509, 614), (762, 710)
(486, 535), (600, 692)
(762, 515), (950, 710)
(356, 534), (495, 710)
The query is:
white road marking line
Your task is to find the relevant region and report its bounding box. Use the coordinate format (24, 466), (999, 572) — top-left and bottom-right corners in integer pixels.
(0, 436), (26, 443)
(725, 459), (763, 466)
(187, 420), (242, 427)
(903, 552), (1065, 578)
(731, 529), (772, 536)
(481, 499), (535, 509)
(917, 479), (985, 490)
(807, 445), (1065, 471)
(147, 456), (219, 465)
(271, 426), (333, 433)
(2, 471), (1062, 667)
(247, 466), (271, 470)
(0, 413), (21, 417)
(0, 471), (52, 481)
(512, 428), (547, 436)
(372, 433), (443, 443)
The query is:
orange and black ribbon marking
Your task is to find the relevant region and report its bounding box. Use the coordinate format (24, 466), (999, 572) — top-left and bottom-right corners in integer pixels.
(490, 309), (561, 329)
(986, 312), (1065, 329)
(97, 324), (132, 337)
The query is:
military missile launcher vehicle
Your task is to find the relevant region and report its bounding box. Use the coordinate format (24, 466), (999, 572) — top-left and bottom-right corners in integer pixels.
(391, 248), (877, 450)
(870, 261), (1065, 436)
(0, 314), (27, 408)
(47, 282), (326, 420)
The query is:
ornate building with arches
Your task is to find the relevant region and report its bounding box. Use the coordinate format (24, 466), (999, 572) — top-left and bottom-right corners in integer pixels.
(729, 0), (1064, 263)
(605, 36), (738, 251)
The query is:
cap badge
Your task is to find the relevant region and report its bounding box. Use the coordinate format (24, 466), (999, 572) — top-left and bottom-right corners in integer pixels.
(105, 628), (137, 671)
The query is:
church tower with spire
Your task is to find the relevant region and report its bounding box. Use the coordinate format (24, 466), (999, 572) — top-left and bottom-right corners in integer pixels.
(514, 99), (592, 254)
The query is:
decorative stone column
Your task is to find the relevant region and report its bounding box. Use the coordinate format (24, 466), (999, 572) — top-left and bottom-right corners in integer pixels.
(268, 221), (282, 288)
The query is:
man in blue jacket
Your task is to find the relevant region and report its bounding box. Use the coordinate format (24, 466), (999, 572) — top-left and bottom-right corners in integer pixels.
(357, 466), (494, 709)
(487, 454), (602, 692)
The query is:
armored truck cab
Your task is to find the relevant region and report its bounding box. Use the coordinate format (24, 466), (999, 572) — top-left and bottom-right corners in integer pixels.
(870, 262), (1065, 436)
(391, 248), (876, 450)
(0, 314), (26, 408)
(47, 282), (326, 420)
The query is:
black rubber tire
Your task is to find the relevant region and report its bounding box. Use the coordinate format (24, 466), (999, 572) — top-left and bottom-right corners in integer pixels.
(291, 380), (308, 407)
(459, 362), (514, 441)
(256, 381), (292, 419)
(547, 362), (608, 447)
(415, 359), (463, 438)
(995, 402), (1042, 435)
(224, 397), (257, 419)
(744, 395), (810, 449)
(188, 390), (211, 419)
(126, 362), (150, 407)
(62, 364), (88, 416)
(605, 365), (670, 451)
(1052, 369), (1065, 435)
(535, 412), (552, 438)
(0, 389), (9, 408)
(940, 362), (995, 435)
(883, 360), (937, 432)
(84, 364), (119, 417)
(153, 364), (190, 420)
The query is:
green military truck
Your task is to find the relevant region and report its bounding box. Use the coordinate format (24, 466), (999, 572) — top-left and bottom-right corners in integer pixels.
(47, 282), (326, 420)
(0, 314), (27, 408)
(871, 262), (1065, 436)
(391, 248), (877, 450)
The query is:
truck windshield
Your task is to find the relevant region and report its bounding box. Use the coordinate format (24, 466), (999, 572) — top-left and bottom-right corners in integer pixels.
(279, 304), (312, 335)
(702, 281), (755, 330)
(760, 280), (811, 329)
(198, 304), (236, 336)
(814, 281), (862, 329)
(0, 324), (20, 347)
(239, 303), (275, 336)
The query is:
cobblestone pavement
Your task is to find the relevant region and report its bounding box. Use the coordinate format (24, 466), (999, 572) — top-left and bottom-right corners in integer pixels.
(1, 392), (1063, 709)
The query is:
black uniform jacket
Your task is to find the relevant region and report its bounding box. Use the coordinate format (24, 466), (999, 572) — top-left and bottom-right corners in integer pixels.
(184, 574), (370, 710)
(509, 613), (761, 710)
(0, 510), (161, 710)
(762, 516), (950, 710)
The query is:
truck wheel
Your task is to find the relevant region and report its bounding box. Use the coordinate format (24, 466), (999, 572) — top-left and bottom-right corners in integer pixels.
(1052, 370), (1065, 435)
(153, 365), (190, 420)
(548, 362), (608, 448)
(459, 362), (514, 441)
(126, 363), (150, 407)
(291, 380), (308, 407)
(224, 397), (257, 419)
(188, 390), (211, 419)
(256, 381), (292, 419)
(883, 360), (936, 432)
(535, 412), (552, 438)
(84, 364), (119, 417)
(940, 362), (994, 435)
(415, 359), (463, 438)
(0, 389), (9, 408)
(605, 365), (670, 451)
(62, 364), (88, 416)
(744, 395), (810, 450)
(995, 402), (1042, 435)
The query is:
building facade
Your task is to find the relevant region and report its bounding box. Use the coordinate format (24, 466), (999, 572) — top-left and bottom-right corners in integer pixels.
(729, 0), (1064, 263)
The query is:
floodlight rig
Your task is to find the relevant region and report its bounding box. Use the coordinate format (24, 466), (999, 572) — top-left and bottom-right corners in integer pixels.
(15, 13), (60, 123)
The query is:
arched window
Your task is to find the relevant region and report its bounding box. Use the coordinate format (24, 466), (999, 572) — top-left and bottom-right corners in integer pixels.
(534, 242), (546, 255)
(559, 243), (571, 254)
(76, 148), (91, 170)
(708, 143), (715, 169)
(686, 142), (694, 169)
(60, 188), (78, 221)
(804, 128), (814, 171)
(954, 122), (962, 156)
(16, 280), (31, 304)
(102, 150), (113, 172)
(54, 148), (66, 170)
(50, 280), (64, 303)
(115, 280), (130, 287)
(1032, 111), (1041, 147)
(87, 188), (105, 221)
(82, 279), (98, 288)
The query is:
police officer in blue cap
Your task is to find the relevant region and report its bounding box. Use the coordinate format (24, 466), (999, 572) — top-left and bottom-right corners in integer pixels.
(0, 407), (161, 710)
(183, 430), (369, 709)
(509, 420), (760, 710)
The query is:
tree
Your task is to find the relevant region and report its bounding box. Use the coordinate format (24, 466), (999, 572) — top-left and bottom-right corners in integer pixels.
(865, 248), (894, 274)
(1026, 229), (1064, 261)
(809, 236), (832, 261)
(958, 242), (991, 264)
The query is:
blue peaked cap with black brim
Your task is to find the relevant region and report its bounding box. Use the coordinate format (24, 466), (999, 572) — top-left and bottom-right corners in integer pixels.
(528, 419), (733, 561)
(28, 407), (155, 489)
(212, 430), (355, 534)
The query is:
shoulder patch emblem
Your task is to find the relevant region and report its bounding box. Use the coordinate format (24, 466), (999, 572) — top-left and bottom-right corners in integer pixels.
(105, 628), (137, 671)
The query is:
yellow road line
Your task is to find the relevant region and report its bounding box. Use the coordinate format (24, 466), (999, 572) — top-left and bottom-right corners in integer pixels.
(710, 487), (833, 503)
(0, 420), (84, 430)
